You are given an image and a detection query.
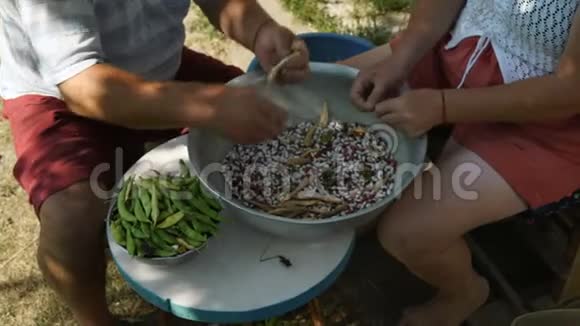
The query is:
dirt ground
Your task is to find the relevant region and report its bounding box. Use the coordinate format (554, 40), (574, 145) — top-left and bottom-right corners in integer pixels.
(0, 3), (313, 325)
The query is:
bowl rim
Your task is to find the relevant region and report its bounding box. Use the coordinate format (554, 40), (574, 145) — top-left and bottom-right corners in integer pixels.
(192, 62), (429, 225)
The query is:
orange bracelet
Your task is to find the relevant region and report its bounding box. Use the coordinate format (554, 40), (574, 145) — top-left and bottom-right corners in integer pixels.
(440, 90), (447, 124)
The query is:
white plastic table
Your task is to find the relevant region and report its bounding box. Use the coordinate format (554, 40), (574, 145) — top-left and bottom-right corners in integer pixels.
(108, 135), (356, 323)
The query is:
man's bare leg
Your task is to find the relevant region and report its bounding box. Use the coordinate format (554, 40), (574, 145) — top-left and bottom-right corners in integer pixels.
(38, 181), (115, 326)
(378, 140), (527, 326)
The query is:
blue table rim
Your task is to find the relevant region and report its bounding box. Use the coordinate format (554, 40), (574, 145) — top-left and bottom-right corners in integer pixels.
(112, 237), (356, 323)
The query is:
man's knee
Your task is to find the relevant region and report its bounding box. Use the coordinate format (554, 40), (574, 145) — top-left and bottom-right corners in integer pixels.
(39, 181), (109, 246)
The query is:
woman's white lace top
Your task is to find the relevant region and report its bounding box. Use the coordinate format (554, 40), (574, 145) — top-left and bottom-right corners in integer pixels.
(446, 0), (580, 86)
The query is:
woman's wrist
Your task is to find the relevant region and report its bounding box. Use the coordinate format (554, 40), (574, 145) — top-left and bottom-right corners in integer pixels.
(391, 27), (443, 73)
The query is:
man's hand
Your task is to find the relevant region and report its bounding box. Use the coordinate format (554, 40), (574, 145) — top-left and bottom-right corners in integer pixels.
(207, 86), (288, 144)
(350, 55), (410, 112)
(253, 20), (309, 83)
(375, 89), (444, 138)
(59, 63), (287, 143)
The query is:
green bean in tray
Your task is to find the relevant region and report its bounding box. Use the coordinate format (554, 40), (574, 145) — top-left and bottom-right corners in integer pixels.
(109, 160), (223, 258)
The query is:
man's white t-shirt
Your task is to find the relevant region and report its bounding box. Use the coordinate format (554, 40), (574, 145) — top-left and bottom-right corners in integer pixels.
(0, 0), (191, 99)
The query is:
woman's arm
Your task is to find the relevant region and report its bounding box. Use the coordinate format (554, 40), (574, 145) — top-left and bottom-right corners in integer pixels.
(445, 9), (580, 123)
(340, 0), (465, 70)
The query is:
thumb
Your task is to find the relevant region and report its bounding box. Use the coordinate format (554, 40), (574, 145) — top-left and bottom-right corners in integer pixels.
(375, 97), (398, 116)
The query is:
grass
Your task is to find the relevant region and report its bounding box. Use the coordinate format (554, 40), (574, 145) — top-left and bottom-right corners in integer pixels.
(368, 0), (411, 12)
(281, 0), (411, 45)
(183, 5), (230, 62)
(281, 0), (341, 33)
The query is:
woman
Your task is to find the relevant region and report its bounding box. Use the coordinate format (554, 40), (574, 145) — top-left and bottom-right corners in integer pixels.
(341, 1), (580, 325)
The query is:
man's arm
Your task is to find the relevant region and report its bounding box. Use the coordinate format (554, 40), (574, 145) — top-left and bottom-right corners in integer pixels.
(194, 0), (272, 51)
(340, 0), (465, 70)
(444, 8), (580, 123)
(58, 64), (222, 130)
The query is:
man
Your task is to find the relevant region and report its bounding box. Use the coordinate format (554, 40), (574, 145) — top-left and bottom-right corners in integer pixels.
(0, 0), (309, 325)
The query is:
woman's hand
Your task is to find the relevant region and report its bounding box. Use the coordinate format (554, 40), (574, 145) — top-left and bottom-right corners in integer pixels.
(375, 89), (444, 138)
(253, 20), (309, 83)
(350, 55), (411, 111)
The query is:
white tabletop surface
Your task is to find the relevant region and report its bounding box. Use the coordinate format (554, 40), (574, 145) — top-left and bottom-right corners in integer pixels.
(108, 135), (355, 323)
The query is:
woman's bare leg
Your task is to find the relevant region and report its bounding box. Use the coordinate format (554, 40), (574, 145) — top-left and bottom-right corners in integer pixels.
(378, 140), (527, 326)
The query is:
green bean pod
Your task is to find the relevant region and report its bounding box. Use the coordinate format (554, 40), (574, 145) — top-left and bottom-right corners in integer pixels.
(134, 238), (145, 257)
(131, 226), (148, 239)
(163, 195), (173, 213)
(170, 196), (194, 214)
(121, 220), (134, 232)
(126, 230), (136, 256)
(204, 195), (222, 212)
(139, 222), (151, 238)
(134, 200), (149, 223)
(117, 180), (137, 222)
(190, 211), (219, 226)
(111, 221), (126, 245)
(124, 176), (134, 201)
(191, 219), (217, 235)
(157, 210), (174, 224)
(156, 211), (185, 229)
(151, 231), (173, 251)
(192, 179), (222, 211)
(176, 238), (194, 250)
(155, 229), (177, 245)
(191, 197), (218, 219)
(150, 186), (160, 225)
(181, 236), (204, 249)
(177, 220), (207, 242)
(138, 186), (152, 218)
(154, 248), (178, 257)
(179, 159), (190, 178)
(158, 178), (180, 191)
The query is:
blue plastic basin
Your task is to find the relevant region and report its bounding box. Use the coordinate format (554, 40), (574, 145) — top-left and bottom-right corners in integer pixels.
(247, 32), (375, 72)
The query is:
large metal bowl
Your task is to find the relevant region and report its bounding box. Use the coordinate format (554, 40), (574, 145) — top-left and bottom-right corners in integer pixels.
(188, 62), (427, 239)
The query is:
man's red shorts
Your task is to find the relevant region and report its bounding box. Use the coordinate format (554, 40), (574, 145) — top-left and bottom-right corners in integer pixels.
(2, 48), (243, 215)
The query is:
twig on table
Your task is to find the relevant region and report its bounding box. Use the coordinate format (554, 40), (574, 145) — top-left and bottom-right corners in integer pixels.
(308, 298), (325, 326)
